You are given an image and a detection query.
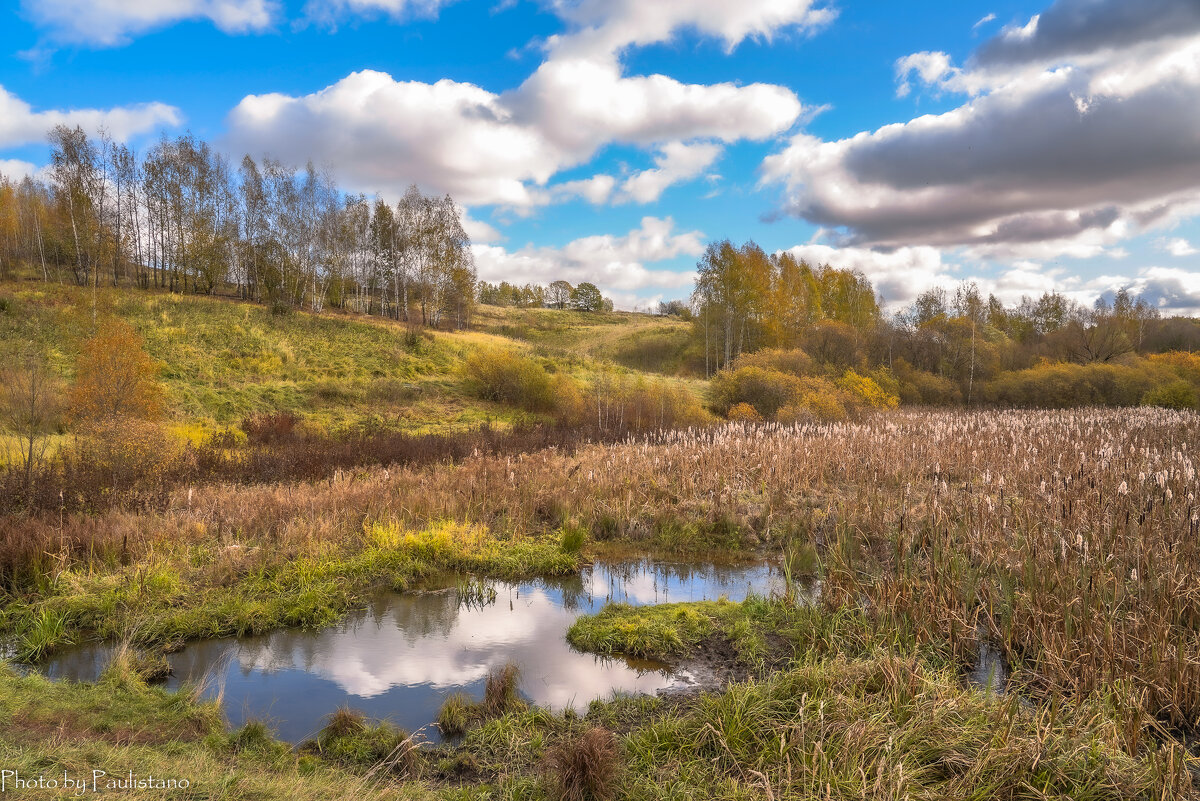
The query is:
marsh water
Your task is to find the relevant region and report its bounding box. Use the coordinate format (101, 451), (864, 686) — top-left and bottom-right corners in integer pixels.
(38, 559), (781, 743)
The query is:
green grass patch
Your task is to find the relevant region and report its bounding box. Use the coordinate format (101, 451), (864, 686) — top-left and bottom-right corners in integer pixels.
(568, 602), (719, 659)
(568, 596), (957, 669)
(8, 521), (581, 654)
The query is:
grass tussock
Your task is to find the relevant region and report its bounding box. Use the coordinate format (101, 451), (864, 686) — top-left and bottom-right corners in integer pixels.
(542, 726), (622, 801)
(436, 693), (476, 738)
(309, 707), (421, 778)
(483, 662), (523, 717)
(436, 662), (527, 738)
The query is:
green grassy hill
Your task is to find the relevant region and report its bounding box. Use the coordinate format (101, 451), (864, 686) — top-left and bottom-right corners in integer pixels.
(472, 304), (696, 374)
(0, 281), (700, 449)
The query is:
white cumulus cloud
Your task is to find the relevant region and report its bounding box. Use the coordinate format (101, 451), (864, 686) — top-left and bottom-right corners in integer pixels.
(0, 85), (181, 149)
(227, 48), (802, 207)
(545, 0), (837, 61)
(1160, 237), (1198, 257)
(20, 0), (277, 46)
(778, 243), (953, 307)
(763, 0), (1200, 264)
(617, 141), (722, 204)
(473, 216), (702, 307)
(0, 159), (42, 181)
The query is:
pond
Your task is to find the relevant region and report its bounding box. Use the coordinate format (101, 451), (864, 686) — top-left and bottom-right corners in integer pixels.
(38, 559), (781, 743)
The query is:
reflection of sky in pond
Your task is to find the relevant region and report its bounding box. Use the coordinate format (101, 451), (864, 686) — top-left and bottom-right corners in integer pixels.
(39, 560), (779, 744)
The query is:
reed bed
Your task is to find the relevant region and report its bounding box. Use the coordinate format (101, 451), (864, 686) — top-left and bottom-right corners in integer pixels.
(4, 408), (1199, 730)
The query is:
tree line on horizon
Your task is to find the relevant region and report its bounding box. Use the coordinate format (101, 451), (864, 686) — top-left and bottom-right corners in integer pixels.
(476, 279), (614, 312)
(680, 239), (1200, 416)
(0, 126), (635, 328)
(0, 126), (482, 328)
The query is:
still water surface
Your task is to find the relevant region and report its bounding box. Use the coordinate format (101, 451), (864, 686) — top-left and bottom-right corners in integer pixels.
(40, 559), (780, 743)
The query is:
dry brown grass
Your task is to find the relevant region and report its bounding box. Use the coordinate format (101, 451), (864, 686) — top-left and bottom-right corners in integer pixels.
(543, 727), (622, 801)
(5, 407), (1199, 727)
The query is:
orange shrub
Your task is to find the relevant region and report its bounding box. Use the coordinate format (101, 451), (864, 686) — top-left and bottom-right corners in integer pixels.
(69, 319), (164, 426)
(726, 402), (763, 422)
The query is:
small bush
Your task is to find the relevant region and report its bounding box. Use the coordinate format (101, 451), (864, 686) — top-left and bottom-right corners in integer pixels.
(543, 727), (621, 801)
(69, 318), (164, 425)
(711, 366), (803, 418)
(241, 411), (300, 445)
(726, 402), (763, 422)
(799, 392), (847, 421)
(464, 348), (555, 412)
(837, 370), (899, 410)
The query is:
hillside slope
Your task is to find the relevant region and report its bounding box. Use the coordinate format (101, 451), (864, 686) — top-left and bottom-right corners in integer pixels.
(0, 282), (698, 445)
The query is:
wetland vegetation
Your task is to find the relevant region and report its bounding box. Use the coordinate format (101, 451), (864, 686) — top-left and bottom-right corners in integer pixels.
(2, 401), (1198, 798)
(2, 127), (1200, 799)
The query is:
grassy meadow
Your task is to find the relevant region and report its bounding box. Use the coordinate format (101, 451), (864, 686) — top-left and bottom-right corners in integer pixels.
(1, 281), (1198, 799)
(0, 281), (700, 449)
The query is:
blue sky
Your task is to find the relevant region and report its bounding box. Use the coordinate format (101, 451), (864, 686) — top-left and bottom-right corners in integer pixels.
(2, 0), (1199, 312)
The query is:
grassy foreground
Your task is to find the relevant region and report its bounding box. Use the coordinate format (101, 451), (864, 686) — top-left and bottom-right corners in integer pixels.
(0, 659), (436, 801)
(2, 596), (1191, 800)
(2, 408), (1199, 797)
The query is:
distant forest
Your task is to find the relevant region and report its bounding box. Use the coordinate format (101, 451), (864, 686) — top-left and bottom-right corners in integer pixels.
(683, 240), (1200, 414)
(2, 126), (1199, 415)
(0, 126), (478, 328)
